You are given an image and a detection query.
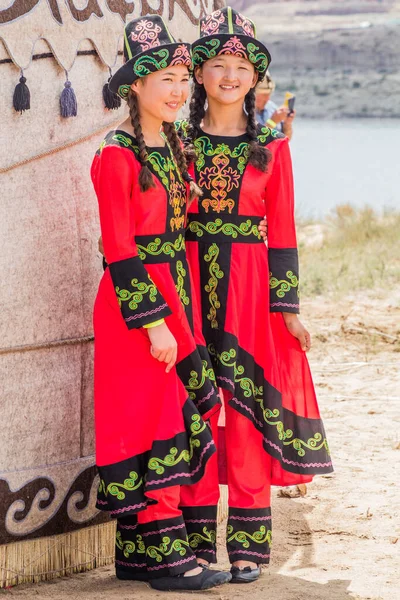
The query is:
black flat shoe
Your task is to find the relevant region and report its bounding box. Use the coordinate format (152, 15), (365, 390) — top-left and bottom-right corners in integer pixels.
(116, 567), (150, 581)
(230, 565), (261, 584)
(150, 568), (231, 591)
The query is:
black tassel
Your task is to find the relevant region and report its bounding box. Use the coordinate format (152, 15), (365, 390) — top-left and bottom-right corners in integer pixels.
(13, 72), (30, 113)
(60, 72), (77, 118)
(103, 70), (121, 110)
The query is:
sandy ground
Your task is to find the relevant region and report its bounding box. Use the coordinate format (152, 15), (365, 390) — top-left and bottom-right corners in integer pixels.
(3, 287), (399, 600)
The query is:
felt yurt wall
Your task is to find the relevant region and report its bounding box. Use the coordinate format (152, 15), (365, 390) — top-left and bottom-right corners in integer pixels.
(0, 0), (225, 588)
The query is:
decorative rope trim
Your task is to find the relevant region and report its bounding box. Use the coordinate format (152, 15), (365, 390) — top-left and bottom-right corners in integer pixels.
(0, 335), (94, 357)
(141, 524), (185, 537)
(229, 515), (272, 522)
(270, 302), (300, 308)
(0, 119), (121, 174)
(124, 303), (169, 322)
(148, 556), (195, 571)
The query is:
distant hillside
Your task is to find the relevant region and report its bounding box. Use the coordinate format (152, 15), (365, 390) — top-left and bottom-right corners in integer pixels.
(226, 1), (400, 118)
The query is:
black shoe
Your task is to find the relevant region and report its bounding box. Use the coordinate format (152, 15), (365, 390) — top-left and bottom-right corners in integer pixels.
(150, 568), (231, 591)
(230, 565), (261, 584)
(116, 567), (150, 581)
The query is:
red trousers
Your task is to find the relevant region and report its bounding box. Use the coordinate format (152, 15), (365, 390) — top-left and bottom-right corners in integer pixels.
(180, 390), (272, 564)
(116, 486), (198, 578)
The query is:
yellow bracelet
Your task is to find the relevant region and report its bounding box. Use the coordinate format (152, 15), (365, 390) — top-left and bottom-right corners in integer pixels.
(143, 319), (165, 329)
(267, 118), (277, 128)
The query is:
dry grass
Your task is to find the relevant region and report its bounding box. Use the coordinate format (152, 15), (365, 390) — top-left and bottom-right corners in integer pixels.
(299, 205), (400, 300)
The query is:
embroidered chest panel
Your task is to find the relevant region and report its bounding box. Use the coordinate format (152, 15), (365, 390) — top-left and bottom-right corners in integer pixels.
(100, 131), (187, 233)
(192, 126), (283, 216)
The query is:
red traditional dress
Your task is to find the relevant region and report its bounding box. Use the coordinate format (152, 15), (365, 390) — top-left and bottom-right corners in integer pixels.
(176, 121), (333, 565)
(91, 130), (221, 578)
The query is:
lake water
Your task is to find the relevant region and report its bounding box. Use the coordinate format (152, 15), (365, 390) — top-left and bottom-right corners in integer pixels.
(290, 119), (400, 219)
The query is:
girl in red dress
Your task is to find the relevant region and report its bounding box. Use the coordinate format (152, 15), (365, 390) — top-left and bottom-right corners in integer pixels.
(177, 6), (333, 583)
(92, 16), (231, 591)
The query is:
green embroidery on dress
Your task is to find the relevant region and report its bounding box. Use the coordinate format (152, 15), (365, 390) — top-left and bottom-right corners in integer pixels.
(188, 527), (216, 548)
(209, 345), (330, 457)
(146, 151), (176, 189)
(227, 525), (272, 547)
(116, 531), (137, 558)
(99, 471), (143, 500)
(134, 49), (170, 77)
(270, 271), (299, 298)
(115, 279), (158, 310)
(188, 218), (260, 240)
(175, 260), (190, 307)
(146, 537), (190, 562)
(148, 415), (207, 475)
(186, 360), (216, 401)
(257, 126), (281, 143)
(204, 243), (224, 329)
(112, 134), (139, 153)
(116, 531), (146, 558)
(194, 138), (249, 174)
(137, 233), (185, 261)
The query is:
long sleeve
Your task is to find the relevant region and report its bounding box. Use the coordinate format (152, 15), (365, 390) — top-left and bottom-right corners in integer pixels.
(93, 145), (172, 329)
(264, 137), (300, 314)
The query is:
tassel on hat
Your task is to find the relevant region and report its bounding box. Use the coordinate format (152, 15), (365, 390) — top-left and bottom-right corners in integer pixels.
(60, 71), (77, 118)
(13, 71), (30, 113)
(103, 69), (121, 110)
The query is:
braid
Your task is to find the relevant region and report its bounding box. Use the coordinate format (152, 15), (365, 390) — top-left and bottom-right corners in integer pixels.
(163, 121), (202, 202)
(245, 88), (271, 172)
(187, 80), (207, 145)
(127, 89), (155, 192)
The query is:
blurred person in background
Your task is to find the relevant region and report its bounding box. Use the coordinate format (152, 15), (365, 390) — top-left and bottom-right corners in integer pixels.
(255, 72), (296, 140)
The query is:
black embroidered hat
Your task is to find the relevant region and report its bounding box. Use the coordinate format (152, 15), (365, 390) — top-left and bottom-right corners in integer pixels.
(109, 16), (192, 99)
(192, 6), (271, 81)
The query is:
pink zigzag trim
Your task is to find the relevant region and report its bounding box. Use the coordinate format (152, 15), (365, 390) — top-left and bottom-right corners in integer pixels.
(146, 440), (215, 485)
(119, 523), (139, 531)
(142, 524), (185, 537)
(228, 550), (270, 558)
(96, 499), (108, 505)
(196, 388), (214, 407)
(125, 303), (168, 322)
(116, 560), (146, 568)
(110, 501), (148, 516)
(230, 515), (271, 522)
(148, 556), (195, 571)
(184, 519), (216, 524)
(231, 398), (333, 469)
(270, 302), (299, 308)
(217, 375), (234, 387)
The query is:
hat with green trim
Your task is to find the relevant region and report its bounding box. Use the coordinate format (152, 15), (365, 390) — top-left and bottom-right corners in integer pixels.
(109, 16), (192, 100)
(192, 6), (271, 81)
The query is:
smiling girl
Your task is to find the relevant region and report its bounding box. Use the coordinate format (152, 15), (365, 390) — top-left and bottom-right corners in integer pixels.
(177, 7), (333, 583)
(91, 16), (231, 591)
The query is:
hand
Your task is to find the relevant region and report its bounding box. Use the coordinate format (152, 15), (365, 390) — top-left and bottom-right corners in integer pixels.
(282, 314), (311, 352)
(271, 106), (289, 124)
(98, 236), (104, 256)
(258, 219), (268, 240)
(147, 322), (178, 373)
(284, 109), (296, 124)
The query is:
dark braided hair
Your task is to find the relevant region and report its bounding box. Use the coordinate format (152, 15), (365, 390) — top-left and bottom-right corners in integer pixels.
(127, 89), (155, 192)
(187, 79), (271, 173)
(162, 121), (202, 202)
(187, 80), (207, 143)
(244, 87), (271, 172)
